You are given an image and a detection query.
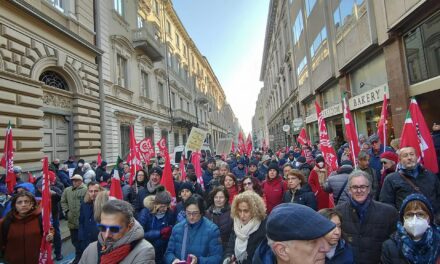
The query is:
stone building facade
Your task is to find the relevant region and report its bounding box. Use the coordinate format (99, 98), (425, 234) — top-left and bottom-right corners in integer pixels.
(0, 0), (101, 171)
(255, 0), (440, 149)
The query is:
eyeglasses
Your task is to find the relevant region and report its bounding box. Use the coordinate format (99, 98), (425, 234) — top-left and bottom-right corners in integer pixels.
(243, 182), (253, 186)
(404, 212), (428, 220)
(96, 224), (122, 234)
(350, 185), (369, 192)
(185, 211), (200, 217)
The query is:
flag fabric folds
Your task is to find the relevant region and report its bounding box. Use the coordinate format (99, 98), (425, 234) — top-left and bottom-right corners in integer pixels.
(157, 137), (177, 206)
(97, 152), (102, 166)
(126, 126), (142, 186)
(1, 122), (15, 194)
(39, 157), (53, 264)
(179, 155), (187, 182)
(297, 127), (309, 146)
(315, 101), (338, 173)
(342, 95), (360, 165)
(191, 151), (205, 190)
(377, 93), (388, 152)
(109, 169), (123, 200)
(246, 133), (253, 156)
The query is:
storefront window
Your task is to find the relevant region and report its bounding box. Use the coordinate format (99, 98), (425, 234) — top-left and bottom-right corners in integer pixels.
(350, 54), (387, 96)
(354, 104), (394, 145)
(404, 11), (440, 84)
(322, 84), (340, 108)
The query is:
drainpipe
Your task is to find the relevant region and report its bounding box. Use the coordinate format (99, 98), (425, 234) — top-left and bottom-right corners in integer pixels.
(94, 0), (106, 160)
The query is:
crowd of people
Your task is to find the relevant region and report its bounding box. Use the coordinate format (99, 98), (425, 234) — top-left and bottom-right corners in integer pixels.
(0, 131), (440, 263)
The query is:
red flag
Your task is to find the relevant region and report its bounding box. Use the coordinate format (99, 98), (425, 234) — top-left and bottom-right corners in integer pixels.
(400, 111), (420, 156)
(238, 132), (245, 155)
(246, 133), (253, 156)
(315, 101), (338, 173)
(28, 171), (35, 184)
(109, 170), (123, 200)
(231, 140), (235, 153)
(179, 155), (187, 182)
(126, 126), (142, 186)
(377, 93), (388, 152)
(342, 95), (360, 166)
(191, 151), (204, 190)
(39, 157), (53, 264)
(97, 152), (102, 166)
(138, 138), (154, 165)
(261, 139), (267, 153)
(409, 98), (439, 173)
(157, 138), (176, 206)
(298, 128), (309, 146)
(1, 122), (15, 194)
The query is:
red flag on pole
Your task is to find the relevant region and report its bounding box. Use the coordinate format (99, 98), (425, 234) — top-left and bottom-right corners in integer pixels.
(191, 151), (204, 190)
(97, 152), (102, 166)
(231, 140), (235, 153)
(315, 101), (338, 173)
(157, 137), (176, 206)
(1, 122), (15, 194)
(109, 169), (123, 200)
(246, 133), (253, 156)
(342, 95), (360, 165)
(238, 132), (245, 155)
(28, 171), (35, 184)
(126, 126), (142, 186)
(138, 138), (154, 165)
(400, 111), (420, 155)
(179, 155), (187, 182)
(377, 93), (388, 152)
(39, 157), (53, 264)
(297, 128), (309, 146)
(408, 98), (439, 173)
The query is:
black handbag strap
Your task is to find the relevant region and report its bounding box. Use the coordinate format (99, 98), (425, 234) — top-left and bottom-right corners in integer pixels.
(336, 179), (349, 205)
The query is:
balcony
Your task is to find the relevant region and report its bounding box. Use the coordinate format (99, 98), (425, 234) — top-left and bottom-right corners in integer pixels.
(132, 24), (164, 62)
(173, 109), (197, 128)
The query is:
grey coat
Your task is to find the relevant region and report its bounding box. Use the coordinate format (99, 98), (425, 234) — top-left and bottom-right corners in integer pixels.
(324, 166), (353, 205)
(79, 220), (155, 264)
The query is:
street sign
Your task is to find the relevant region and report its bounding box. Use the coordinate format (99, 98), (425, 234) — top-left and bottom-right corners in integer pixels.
(282, 124), (290, 132)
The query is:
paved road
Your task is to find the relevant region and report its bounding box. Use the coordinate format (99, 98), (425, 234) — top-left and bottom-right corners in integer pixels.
(55, 238), (75, 264)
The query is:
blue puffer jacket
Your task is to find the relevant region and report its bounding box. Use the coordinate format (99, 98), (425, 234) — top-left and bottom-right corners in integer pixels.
(138, 208), (176, 264)
(326, 239), (354, 264)
(164, 217), (223, 264)
(232, 166), (246, 180)
(202, 170), (213, 191)
(252, 238), (276, 264)
(78, 202), (99, 252)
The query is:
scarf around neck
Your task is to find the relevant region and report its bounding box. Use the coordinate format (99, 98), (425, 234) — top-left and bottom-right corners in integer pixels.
(398, 163), (421, 179)
(234, 217), (261, 262)
(349, 196), (371, 223)
(98, 220), (144, 255)
(146, 181), (158, 193)
(396, 221), (440, 264)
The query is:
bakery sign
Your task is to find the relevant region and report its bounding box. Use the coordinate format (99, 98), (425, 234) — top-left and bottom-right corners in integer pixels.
(305, 113), (317, 124)
(349, 84), (389, 110)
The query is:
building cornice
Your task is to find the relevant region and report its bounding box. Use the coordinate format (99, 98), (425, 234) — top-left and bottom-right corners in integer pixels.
(260, 0), (278, 81)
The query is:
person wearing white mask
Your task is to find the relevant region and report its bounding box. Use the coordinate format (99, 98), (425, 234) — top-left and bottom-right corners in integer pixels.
(382, 193), (440, 264)
(308, 155), (331, 210)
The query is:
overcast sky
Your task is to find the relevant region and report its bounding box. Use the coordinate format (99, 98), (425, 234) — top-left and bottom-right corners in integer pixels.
(173, 0), (269, 134)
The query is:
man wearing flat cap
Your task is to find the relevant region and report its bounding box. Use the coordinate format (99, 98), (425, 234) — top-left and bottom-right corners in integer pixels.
(253, 203), (335, 264)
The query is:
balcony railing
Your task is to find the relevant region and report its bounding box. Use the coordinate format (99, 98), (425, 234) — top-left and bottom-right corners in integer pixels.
(132, 24), (164, 62)
(173, 109), (197, 127)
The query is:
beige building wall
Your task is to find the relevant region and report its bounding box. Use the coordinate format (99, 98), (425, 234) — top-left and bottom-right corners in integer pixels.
(0, 0), (101, 172)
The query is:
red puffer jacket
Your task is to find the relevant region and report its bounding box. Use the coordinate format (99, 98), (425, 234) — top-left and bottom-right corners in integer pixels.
(262, 176), (287, 213)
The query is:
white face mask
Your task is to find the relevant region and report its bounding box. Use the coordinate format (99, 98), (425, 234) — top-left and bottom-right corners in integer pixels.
(295, 161), (302, 168)
(404, 216), (429, 238)
(318, 162), (325, 168)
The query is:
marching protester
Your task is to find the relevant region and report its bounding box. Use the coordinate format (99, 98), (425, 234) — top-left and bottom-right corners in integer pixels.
(379, 151), (398, 186)
(240, 175), (264, 197)
(134, 166), (163, 213)
(308, 156), (332, 210)
(0, 191), (54, 264)
(319, 208), (354, 264)
(324, 160), (354, 206)
(126, 169), (148, 209)
(262, 162), (287, 213)
(61, 174), (87, 264)
(294, 156), (312, 181)
(175, 181), (195, 223)
(283, 169), (317, 210)
(205, 186), (233, 249)
(222, 173), (239, 204)
(223, 191), (267, 264)
(164, 194), (223, 264)
(336, 170), (398, 264)
(357, 151), (379, 200)
(381, 193), (440, 263)
(79, 199), (155, 263)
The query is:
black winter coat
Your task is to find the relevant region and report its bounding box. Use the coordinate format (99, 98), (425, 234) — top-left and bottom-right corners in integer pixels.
(381, 234), (410, 264)
(379, 167), (440, 214)
(223, 219), (266, 264)
(282, 184), (317, 210)
(336, 200), (398, 264)
(205, 205), (233, 249)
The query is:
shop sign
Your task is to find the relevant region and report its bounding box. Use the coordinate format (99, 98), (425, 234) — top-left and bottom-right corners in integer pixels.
(321, 103), (342, 118)
(305, 113), (317, 124)
(282, 125), (290, 132)
(349, 84), (389, 110)
(292, 118), (303, 128)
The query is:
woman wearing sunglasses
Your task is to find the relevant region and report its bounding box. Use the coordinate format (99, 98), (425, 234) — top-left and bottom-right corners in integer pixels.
(381, 193), (440, 264)
(137, 186), (176, 264)
(0, 191), (54, 264)
(165, 194), (223, 264)
(240, 176), (263, 197)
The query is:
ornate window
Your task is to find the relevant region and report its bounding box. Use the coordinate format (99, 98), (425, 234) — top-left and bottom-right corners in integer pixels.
(39, 71), (69, 90)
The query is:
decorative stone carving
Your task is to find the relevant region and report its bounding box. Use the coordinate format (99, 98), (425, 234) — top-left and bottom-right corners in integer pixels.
(114, 110), (137, 125)
(42, 91), (72, 109)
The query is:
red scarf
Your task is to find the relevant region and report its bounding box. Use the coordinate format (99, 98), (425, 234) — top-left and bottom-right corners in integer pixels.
(100, 244), (131, 264)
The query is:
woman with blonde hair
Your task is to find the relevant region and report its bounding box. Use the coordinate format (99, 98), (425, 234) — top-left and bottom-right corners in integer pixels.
(309, 156), (332, 210)
(223, 191), (267, 264)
